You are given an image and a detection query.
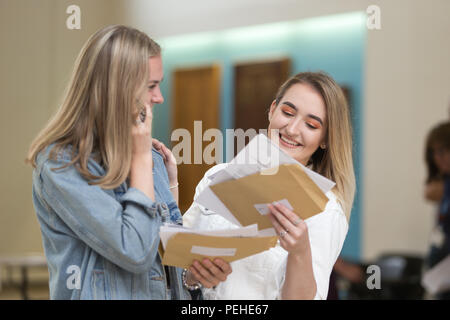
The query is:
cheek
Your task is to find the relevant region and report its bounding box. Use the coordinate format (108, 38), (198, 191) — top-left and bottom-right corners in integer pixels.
(303, 129), (323, 148)
(268, 112), (289, 130)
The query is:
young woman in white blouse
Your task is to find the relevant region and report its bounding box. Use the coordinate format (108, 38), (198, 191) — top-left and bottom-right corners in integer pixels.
(183, 71), (356, 299)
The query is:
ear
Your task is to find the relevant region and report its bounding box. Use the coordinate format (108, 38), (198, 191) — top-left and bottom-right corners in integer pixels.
(268, 100), (277, 121)
(319, 135), (327, 149)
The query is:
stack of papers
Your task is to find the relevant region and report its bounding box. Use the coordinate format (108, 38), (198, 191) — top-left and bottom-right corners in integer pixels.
(160, 134), (335, 268)
(196, 134), (335, 229)
(160, 223), (277, 268)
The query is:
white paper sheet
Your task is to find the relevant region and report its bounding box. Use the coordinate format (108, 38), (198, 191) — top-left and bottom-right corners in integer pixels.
(254, 199), (294, 215)
(190, 246), (237, 257)
(195, 133), (335, 226)
(231, 133), (335, 193)
(195, 186), (242, 226)
(159, 223), (259, 249)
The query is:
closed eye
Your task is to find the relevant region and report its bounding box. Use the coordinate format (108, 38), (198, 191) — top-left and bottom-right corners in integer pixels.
(282, 110), (295, 117)
(306, 122), (318, 129)
(280, 104), (295, 117)
(306, 119), (321, 130)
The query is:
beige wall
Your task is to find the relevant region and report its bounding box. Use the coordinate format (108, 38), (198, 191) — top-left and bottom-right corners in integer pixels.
(0, 0), (123, 255)
(363, 0), (450, 260)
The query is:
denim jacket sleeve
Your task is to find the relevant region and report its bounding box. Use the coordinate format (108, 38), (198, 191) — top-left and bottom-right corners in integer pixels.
(39, 157), (162, 274)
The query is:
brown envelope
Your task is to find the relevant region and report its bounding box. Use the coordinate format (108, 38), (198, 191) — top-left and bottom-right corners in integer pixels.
(162, 233), (278, 269)
(209, 164), (329, 230)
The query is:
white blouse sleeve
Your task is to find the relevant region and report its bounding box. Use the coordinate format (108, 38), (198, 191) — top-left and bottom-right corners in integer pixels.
(276, 193), (349, 300)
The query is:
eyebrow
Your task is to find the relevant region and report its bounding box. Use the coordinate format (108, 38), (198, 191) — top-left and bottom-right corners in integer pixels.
(148, 77), (164, 84)
(282, 101), (324, 125)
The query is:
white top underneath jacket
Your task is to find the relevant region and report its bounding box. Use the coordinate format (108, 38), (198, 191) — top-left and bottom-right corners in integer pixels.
(183, 163), (349, 300)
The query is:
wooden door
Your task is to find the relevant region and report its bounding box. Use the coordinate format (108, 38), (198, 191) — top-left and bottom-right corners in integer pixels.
(172, 65), (221, 213)
(233, 58), (291, 155)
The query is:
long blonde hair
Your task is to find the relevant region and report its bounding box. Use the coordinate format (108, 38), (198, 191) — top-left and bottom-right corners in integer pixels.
(274, 72), (356, 220)
(26, 25), (161, 189)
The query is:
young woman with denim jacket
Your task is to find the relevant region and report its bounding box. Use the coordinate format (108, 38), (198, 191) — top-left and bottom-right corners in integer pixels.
(26, 25), (231, 300)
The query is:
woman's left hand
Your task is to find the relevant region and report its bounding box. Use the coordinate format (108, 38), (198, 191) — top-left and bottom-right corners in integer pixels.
(267, 203), (310, 256)
(152, 138), (178, 185)
(187, 258), (232, 289)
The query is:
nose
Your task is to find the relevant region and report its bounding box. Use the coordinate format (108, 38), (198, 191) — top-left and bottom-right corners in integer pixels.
(151, 87), (164, 105)
(285, 117), (302, 137)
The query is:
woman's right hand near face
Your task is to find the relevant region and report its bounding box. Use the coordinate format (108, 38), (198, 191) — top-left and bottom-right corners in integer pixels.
(131, 102), (153, 158)
(129, 102), (155, 200)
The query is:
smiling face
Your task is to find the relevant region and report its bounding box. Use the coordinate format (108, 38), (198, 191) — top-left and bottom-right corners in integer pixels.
(267, 83), (327, 165)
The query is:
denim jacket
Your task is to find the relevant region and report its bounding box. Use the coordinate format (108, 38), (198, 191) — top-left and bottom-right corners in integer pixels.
(31, 144), (191, 300)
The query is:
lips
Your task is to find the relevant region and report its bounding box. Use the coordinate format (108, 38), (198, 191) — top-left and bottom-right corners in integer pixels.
(279, 133), (302, 148)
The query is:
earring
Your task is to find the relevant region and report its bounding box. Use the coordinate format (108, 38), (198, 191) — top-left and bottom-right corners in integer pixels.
(321, 143), (326, 149)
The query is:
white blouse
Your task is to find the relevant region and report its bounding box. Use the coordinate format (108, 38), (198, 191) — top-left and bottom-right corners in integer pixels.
(183, 163), (349, 300)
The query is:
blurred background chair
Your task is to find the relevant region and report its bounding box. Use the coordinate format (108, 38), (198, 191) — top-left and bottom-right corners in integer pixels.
(335, 253), (425, 299)
(0, 254), (48, 300)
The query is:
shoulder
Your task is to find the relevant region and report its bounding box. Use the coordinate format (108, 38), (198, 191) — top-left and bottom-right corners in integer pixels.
(36, 144), (104, 185)
(324, 190), (344, 214)
(36, 143), (70, 165)
(183, 163), (229, 229)
(306, 190), (348, 233)
(204, 163), (229, 179)
(193, 163), (229, 197)
(36, 144), (74, 178)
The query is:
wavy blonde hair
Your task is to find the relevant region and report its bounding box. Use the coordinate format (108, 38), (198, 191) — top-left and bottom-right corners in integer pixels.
(274, 72), (356, 220)
(26, 25), (161, 189)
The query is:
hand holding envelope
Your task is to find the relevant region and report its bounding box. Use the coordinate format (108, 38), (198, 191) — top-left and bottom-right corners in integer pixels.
(160, 223), (278, 269)
(160, 134), (335, 269)
(209, 163), (330, 230)
(197, 134), (335, 230)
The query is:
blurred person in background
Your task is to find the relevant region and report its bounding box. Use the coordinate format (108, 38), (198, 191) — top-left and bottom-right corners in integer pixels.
(423, 121), (450, 299)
